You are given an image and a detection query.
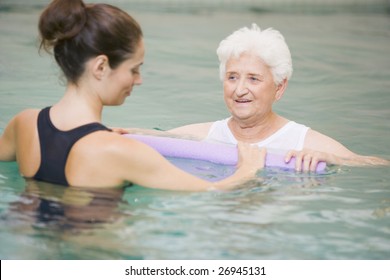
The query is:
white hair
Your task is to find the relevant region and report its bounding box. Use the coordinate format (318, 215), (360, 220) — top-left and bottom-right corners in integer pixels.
(216, 24), (293, 85)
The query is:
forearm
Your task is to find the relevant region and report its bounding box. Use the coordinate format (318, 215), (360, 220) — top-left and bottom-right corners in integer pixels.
(304, 129), (389, 167)
(113, 127), (178, 137)
(115, 127), (204, 140)
(332, 154), (389, 166)
(127, 141), (264, 192)
(211, 165), (260, 191)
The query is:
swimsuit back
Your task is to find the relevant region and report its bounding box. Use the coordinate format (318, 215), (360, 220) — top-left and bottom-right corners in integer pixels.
(33, 107), (111, 186)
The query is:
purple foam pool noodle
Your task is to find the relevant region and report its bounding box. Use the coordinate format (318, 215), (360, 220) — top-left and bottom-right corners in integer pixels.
(124, 134), (326, 172)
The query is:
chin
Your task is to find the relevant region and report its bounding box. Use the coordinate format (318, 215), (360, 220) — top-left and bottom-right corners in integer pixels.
(231, 110), (253, 120)
(105, 100), (125, 106)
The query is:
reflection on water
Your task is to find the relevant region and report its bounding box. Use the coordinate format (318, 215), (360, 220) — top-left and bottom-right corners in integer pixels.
(0, 163), (389, 259)
(5, 180), (126, 232)
(0, 180), (134, 259)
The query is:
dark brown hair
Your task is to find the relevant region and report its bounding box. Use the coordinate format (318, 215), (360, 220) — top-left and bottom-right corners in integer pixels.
(39, 0), (143, 83)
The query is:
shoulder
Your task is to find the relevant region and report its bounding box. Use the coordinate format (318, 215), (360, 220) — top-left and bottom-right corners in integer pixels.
(280, 118), (309, 131)
(305, 129), (335, 144)
(3, 109), (39, 123)
(15, 109), (40, 120)
(73, 130), (164, 171)
(304, 129), (354, 156)
(88, 131), (170, 178)
(168, 122), (214, 140)
(3, 109), (40, 134)
(67, 131), (170, 187)
(286, 120), (310, 136)
(0, 109), (40, 161)
(81, 131), (162, 162)
(13, 109), (40, 127)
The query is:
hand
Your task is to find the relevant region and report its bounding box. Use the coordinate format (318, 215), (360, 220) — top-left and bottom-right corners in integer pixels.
(285, 149), (330, 172)
(237, 142), (266, 173)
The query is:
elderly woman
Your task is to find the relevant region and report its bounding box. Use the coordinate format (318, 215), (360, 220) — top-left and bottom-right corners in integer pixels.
(169, 24), (389, 171)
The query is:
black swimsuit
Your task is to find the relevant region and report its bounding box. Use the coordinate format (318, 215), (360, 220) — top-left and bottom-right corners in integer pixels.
(33, 107), (111, 186)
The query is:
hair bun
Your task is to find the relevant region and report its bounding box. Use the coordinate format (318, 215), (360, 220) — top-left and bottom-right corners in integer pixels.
(39, 0), (87, 50)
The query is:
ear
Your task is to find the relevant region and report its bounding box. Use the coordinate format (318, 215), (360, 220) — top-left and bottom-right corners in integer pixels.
(91, 55), (110, 80)
(275, 78), (288, 101)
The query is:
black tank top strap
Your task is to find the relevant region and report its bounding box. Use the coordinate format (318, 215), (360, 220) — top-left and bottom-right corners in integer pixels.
(33, 107), (111, 186)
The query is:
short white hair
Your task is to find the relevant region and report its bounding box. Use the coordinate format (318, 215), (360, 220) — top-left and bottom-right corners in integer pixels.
(217, 24), (293, 85)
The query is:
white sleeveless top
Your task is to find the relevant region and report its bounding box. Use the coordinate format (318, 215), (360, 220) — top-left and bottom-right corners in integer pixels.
(205, 118), (309, 153)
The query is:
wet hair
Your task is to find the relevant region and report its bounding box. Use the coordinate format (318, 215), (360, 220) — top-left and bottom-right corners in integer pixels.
(216, 24), (292, 85)
(39, 0), (143, 84)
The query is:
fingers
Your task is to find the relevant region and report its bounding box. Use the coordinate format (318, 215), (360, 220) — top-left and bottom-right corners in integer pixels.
(237, 142), (266, 170)
(284, 150), (294, 164)
(286, 149), (323, 172)
(309, 157), (320, 172)
(238, 145), (324, 173)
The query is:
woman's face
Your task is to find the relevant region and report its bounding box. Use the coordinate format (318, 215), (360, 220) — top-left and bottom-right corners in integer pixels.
(103, 39), (145, 105)
(223, 52), (281, 123)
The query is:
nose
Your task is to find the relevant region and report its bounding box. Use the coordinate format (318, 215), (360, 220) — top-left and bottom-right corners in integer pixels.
(235, 78), (249, 96)
(134, 74), (142, 86)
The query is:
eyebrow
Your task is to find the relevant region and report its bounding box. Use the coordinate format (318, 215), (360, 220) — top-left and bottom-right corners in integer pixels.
(132, 62), (144, 69)
(226, 71), (264, 78)
(247, 72), (263, 77)
(225, 71), (238, 75)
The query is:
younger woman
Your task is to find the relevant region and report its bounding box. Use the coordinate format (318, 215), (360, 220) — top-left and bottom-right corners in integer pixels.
(0, 0), (265, 190)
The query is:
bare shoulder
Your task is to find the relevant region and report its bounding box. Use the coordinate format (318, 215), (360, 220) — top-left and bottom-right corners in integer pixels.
(67, 130), (166, 186)
(304, 129), (355, 156)
(168, 122), (214, 140)
(80, 131), (160, 161)
(14, 109), (40, 127)
(0, 109), (40, 162)
(15, 109), (40, 120)
(3, 109), (39, 124)
(2, 109), (40, 134)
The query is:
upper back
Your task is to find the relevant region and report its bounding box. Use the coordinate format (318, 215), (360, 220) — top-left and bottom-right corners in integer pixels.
(12, 108), (116, 186)
(33, 107), (112, 185)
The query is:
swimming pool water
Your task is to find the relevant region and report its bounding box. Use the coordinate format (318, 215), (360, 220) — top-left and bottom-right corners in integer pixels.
(0, 3), (389, 259)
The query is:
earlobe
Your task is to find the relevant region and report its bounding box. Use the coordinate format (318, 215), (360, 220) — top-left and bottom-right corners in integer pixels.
(275, 79), (288, 101)
(92, 55), (109, 80)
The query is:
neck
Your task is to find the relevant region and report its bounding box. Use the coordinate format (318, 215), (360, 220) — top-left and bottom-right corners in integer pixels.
(51, 84), (104, 128)
(228, 113), (287, 143)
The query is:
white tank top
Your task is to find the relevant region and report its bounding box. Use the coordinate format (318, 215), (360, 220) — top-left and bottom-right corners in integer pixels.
(205, 118), (309, 153)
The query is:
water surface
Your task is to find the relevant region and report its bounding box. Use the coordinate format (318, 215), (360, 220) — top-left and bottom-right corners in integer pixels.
(0, 4), (389, 259)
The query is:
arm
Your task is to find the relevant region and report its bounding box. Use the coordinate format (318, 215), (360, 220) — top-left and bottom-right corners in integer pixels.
(167, 122), (213, 140)
(114, 138), (265, 191)
(112, 122), (213, 141)
(0, 116), (17, 161)
(111, 127), (172, 136)
(285, 129), (389, 171)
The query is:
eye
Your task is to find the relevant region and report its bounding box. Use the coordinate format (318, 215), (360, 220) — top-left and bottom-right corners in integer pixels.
(248, 75), (262, 83)
(226, 74), (238, 81)
(131, 63), (143, 75)
(131, 68), (140, 74)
